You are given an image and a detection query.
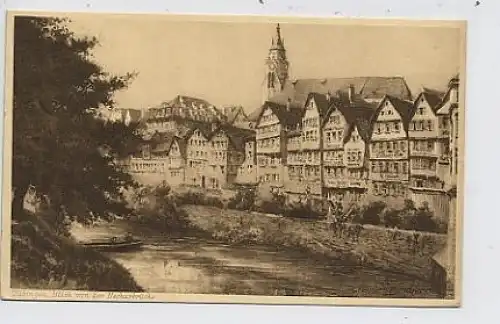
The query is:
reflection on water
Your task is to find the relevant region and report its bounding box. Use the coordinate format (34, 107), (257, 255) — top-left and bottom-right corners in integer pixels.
(105, 237), (438, 298)
(71, 222), (438, 297)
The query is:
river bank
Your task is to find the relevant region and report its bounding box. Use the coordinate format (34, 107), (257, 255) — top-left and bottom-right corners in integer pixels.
(71, 220), (439, 298)
(182, 205), (447, 282)
(10, 213), (143, 292)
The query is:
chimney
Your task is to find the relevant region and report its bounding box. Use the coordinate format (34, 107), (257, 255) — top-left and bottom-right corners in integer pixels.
(326, 91), (331, 102)
(348, 84), (355, 102)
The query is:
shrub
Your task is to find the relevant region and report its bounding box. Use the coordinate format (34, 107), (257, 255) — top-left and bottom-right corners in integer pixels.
(227, 186), (257, 211)
(205, 196), (225, 209)
(283, 198), (326, 220)
(359, 200), (386, 225)
(256, 190), (286, 215)
(133, 185), (191, 234)
(393, 200), (444, 234)
(409, 202), (438, 232)
(173, 190), (224, 209)
(383, 208), (402, 228)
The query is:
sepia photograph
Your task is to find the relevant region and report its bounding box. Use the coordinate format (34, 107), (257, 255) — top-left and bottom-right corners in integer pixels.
(1, 11), (466, 306)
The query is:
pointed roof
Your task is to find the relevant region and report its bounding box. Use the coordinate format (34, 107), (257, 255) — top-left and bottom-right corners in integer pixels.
(414, 87), (447, 113)
(267, 76), (412, 109)
(305, 92), (332, 117)
(270, 23), (286, 53)
(255, 100), (304, 129)
(321, 94), (375, 144)
(223, 106), (248, 124)
(371, 95), (415, 133)
(183, 120), (213, 140)
(210, 123), (256, 152)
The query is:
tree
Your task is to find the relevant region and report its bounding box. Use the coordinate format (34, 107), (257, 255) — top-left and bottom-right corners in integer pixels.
(412, 202), (438, 232)
(12, 16), (142, 231)
(360, 200), (386, 225)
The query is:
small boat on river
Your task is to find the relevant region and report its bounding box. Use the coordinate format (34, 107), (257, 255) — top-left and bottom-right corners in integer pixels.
(79, 233), (143, 252)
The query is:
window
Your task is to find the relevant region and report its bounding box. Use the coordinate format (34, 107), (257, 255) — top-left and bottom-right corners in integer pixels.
(394, 122), (400, 131)
(416, 180), (423, 188)
(418, 107), (424, 115)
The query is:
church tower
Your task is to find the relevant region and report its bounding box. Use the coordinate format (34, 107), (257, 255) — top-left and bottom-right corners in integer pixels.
(262, 23), (289, 104)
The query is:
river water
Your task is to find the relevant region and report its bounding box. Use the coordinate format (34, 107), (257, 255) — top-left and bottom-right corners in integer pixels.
(72, 222), (439, 298)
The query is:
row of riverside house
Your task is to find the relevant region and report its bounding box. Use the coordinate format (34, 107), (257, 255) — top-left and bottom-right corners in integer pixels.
(118, 72), (459, 222)
(118, 94), (256, 192)
(242, 23), (461, 221)
(118, 24), (460, 221)
(249, 74), (460, 221)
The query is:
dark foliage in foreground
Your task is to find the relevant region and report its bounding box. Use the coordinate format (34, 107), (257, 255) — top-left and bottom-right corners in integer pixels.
(12, 16), (142, 231)
(11, 212), (142, 291)
(11, 16), (143, 291)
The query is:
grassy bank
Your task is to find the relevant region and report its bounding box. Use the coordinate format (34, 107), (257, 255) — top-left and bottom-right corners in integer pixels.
(183, 205), (446, 281)
(11, 213), (143, 292)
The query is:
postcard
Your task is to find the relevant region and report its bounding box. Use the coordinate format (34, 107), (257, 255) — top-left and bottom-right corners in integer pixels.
(1, 11), (466, 307)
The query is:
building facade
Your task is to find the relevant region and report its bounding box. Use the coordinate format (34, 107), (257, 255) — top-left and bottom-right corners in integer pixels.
(122, 24), (461, 222)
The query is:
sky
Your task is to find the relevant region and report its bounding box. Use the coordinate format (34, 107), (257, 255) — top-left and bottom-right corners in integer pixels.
(68, 14), (463, 114)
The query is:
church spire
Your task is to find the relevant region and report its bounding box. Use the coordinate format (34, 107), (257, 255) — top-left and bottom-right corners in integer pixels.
(262, 23), (290, 104)
(270, 23), (285, 53)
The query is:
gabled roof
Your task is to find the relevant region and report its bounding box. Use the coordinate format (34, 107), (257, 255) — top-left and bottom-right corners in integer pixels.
(304, 92), (331, 117)
(371, 95), (415, 132)
(175, 137), (188, 159)
(210, 123), (256, 152)
(255, 100), (304, 128)
(347, 108), (375, 143)
(249, 76), (412, 128)
(146, 131), (188, 159)
(435, 74), (460, 115)
(414, 87), (447, 113)
(322, 96), (374, 143)
(184, 121), (213, 141)
(247, 107), (262, 122)
(223, 106), (248, 124)
(267, 76), (412, 109)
